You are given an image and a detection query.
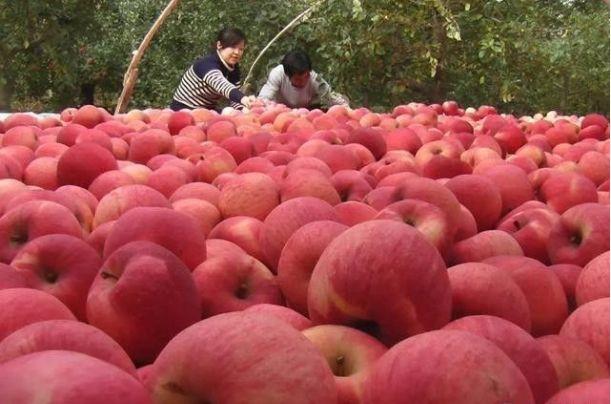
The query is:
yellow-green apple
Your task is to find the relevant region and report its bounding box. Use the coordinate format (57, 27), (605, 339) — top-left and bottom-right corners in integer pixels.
(445, 174), (503, 231)
(546, 378), (610, 404)
(496, 206), (560, 264)
(0, 288), (76, 341)
(575, 251), (609, 306)
(539, 171), (598, 213)
(374, 199), (452, 256)
(477, 163), (535, 214)
(87, 241), (200, 365)
(515, 144), (547, 167)
(57, 142), (118, 188)
(193, 251), (282, 318)
(10, 234), (102, 320)
(302, 324), (387, 404)
(362, 329), (534, 404)
(537, 334), (609, 390)
(547, 203), (610, 266)
(447, 262), (531, 331)
(0, 319), (137, 376)
(277, 220), (348, 315)
(92, 184), (171, 229)
(444, 315), (559, 403)
(308, 220), (451, 345)
(103, 207), (206, 270)
(260, 197), (339, 272)
(243, 303), (313, 330)
(217, 172), (280, 220)
(0, 350), (151, 403)
(483, 255), (568, 336)
(146, 312), (337, 403)
(0, 200), (83, 263)
(450, 230), (524, 264)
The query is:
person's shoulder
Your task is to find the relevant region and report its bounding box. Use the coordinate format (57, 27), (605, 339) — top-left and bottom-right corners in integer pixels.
(192, 53), (221, 76)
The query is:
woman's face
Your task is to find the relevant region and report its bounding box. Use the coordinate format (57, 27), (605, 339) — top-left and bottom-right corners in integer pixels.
(217, 41), (245, 66)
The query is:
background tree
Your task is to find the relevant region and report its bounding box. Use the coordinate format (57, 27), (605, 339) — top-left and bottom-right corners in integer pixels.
(0, 0), (608, 116)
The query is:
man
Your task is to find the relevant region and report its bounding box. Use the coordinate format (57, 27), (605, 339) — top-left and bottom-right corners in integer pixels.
(258, 50), (349, 109)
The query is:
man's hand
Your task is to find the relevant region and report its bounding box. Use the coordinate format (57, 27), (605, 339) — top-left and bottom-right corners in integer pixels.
(240, 95), (258, 108)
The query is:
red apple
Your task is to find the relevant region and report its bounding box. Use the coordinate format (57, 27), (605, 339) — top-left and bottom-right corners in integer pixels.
(362, 329), (534, 404)
(87, 241), (201, 365)
(146, 312), (337, 403)
(444, 315), (559, 403)
(0, 319), (137, 376)
(0, 350), (151, 403)
(538, 334), (609, 389)
(302, 324), (388, 404)
(10, 234), (102, 321)
(547, 203), (610, 266)
(575, 251), (610, 306)
(308, 220), (451, 345)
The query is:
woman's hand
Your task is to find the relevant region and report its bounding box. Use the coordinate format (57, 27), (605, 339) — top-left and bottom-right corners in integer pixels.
(240, 95), (257, 108)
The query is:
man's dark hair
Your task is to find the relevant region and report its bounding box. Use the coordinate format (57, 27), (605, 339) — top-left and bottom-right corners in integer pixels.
(216, 27), (247, 48)
(281, 50), (312, 77)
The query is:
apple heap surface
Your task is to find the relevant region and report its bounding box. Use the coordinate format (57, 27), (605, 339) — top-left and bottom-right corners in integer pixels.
(0, 102), (608, 402)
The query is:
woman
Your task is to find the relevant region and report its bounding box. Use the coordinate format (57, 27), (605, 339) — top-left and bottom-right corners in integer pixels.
(170, 27), (256, 111)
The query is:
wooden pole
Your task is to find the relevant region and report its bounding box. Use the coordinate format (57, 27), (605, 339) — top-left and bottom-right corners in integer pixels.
(114, 0), (181, 114)
(242, 0), (324, 91)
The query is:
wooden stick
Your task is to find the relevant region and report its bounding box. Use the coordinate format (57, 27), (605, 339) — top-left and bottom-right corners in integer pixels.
(242, 0), (325, 90)
(114, 0), (181, 114)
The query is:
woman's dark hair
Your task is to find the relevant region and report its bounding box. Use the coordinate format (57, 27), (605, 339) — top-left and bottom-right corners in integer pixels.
(216, 27), (247, 48)
(281, 50), (312, 77)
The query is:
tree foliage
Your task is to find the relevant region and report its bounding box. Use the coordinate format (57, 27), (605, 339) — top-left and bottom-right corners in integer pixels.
(0, 0), (608, 115)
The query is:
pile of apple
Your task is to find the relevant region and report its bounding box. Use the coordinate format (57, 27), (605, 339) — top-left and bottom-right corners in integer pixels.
(0, 100), (608, 403)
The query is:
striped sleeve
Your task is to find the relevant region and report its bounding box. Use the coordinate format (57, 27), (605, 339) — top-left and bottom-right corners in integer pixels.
(202, 70), (244, 104)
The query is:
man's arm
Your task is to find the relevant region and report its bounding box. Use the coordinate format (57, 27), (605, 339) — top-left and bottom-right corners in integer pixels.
(311, 72), (349, 108)
(258, 65), (283, 101)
